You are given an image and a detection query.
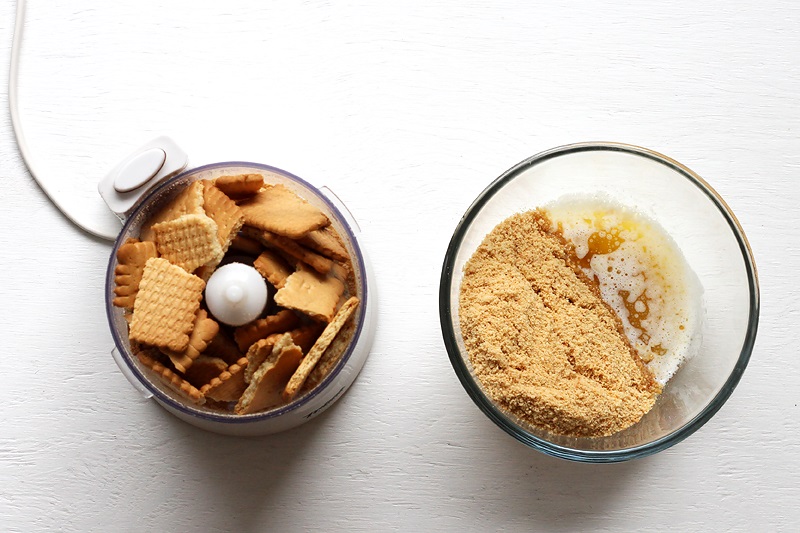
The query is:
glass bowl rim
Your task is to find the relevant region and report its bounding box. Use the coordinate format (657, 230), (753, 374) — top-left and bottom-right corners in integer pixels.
(438, 141), (760, 462)
(105, 161), (369, 425)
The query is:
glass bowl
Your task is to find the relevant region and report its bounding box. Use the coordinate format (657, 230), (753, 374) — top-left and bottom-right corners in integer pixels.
(439, 142), (759, 462)
(105, 162), (376, 436)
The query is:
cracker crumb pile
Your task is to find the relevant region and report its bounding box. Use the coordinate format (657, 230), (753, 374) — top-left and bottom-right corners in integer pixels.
(113, 174), (360, 414)
(458, 210), (660, 437)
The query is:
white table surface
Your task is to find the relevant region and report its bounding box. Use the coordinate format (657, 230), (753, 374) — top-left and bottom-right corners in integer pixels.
(1, 1), (798, 531)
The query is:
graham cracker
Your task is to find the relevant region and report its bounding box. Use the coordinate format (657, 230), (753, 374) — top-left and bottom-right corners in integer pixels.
(244, 334), (280, 383)
(274, 267), (345, 323)
(283, 296), (360, 401)
(302, 309), (357, 392)
(129, 257), (205, 352)
(244, 323), (324, 383)
(239, 184), (329, 239)
(235, 333), (304, 414)
(113, 239), (158, 309)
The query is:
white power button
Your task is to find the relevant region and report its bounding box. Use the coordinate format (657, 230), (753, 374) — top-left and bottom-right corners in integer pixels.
(113, 148), (166, 192)
(98, 136), (188, 220)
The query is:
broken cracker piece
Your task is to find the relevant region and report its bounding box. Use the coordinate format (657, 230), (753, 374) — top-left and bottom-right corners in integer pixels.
(138, 350), (205, 405)
(283, 296), (360, 401)
(161, 309), (219, 373)
(242, 226), (332, 275)
(239, 184), (329, 239)
(236, 333), (304, 414)
(230, 234), (264, 256)
(113, 239), (158, 309)
(244, 334), (281, 383)
(193, 183), (245, 281)
(274, 267), (344, 322)
(152, 213), (222, 273)
(129, 258), (205, 352)
(254, 249), (293, 289)
(202, 181), (244, 249)
(299, 226), (349, 262)
(215, 173), (264, 198)
(184, 355), (229, 389)
(204, 329), (244, 365)
(140, 181), (205, 242)
(233, 309), (301, 352)
(244, 324), (325, 383)
(200, 357), (249, 402)
(303, 311), (357, 393)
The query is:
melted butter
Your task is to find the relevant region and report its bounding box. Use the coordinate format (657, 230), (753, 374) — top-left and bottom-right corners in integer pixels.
(545, 195), (703, 385)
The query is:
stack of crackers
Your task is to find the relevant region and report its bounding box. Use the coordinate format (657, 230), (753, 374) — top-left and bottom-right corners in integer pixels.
(113, 173), (360, 414)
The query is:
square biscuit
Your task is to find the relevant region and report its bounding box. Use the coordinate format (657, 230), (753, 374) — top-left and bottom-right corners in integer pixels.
(129, 257), (205, 352)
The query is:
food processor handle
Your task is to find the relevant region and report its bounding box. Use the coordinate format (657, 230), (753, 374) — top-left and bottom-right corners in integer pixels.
(98, 136), (189, 223)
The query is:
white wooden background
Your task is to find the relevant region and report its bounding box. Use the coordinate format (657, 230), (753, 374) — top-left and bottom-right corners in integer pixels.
(1, 1), (798, 531)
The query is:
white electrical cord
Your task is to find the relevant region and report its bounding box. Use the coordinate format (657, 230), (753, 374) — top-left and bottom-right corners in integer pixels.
(9, 0), (118, 241)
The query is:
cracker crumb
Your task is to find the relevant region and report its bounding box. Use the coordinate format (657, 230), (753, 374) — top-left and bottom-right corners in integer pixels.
(458, 210), (660, 437)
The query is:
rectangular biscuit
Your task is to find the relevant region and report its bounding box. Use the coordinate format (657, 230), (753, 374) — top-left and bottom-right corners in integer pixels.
(302, 311), (357, 393)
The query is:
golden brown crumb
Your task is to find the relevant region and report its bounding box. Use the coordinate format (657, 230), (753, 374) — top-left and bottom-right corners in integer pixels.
(458, 210), (660, 437)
